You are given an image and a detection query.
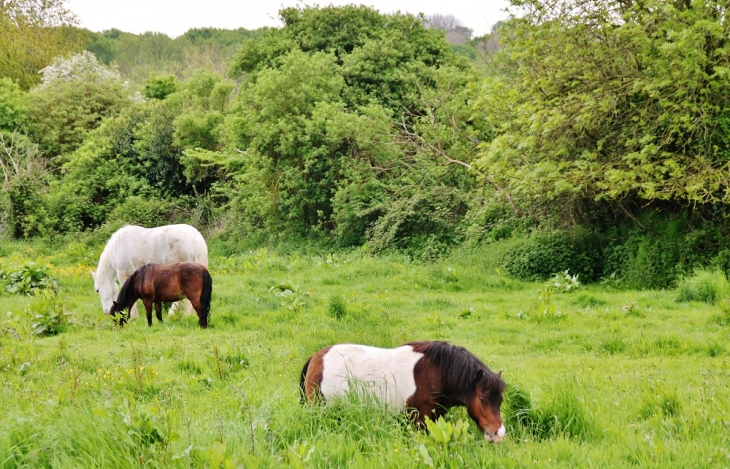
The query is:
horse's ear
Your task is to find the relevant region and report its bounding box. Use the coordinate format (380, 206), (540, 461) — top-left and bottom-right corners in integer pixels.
(90, 270), (96, 279)
(499, 370), (503, 377)
(113, 301), (117, 306)
(474, 369), (484, 383)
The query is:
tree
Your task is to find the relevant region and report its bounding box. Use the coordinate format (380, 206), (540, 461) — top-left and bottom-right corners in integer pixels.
(476, 0), (730, 225)
(426, 13), (474, 40)
(229, 5), (460, 113)
(42, 68), (236, 234)
(221, 5), (480, 249)
(143, 74), (177, 100)
(0, 0), (82, 89)
(0, 132), (48, 237)
(27, 51), (130, 162)
(0, 78), (28, 133)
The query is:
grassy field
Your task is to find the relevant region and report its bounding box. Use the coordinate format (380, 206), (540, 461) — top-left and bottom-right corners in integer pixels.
(0, 239), (728, 468)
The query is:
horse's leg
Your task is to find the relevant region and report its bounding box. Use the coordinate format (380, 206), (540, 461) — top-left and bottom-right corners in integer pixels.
(143, 300), (153, 327)
(155, 301), (163, 323)
(184, 299), (195, 316)
(413, 402), (444, 428)
(189, 297), (206, 328)
(168, 299), (193, 316)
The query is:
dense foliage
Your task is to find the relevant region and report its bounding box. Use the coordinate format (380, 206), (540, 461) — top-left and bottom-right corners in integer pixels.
(473, 0), (730, 285)
(479, 0), (730, 210)
(0, 0), (83, 89)
(216, 6), (485, 253)
(84, 27), (266, 86)
(2, 1), (730, 285)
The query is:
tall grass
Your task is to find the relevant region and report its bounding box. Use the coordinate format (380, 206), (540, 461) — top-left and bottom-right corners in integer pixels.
(675, 268), (730, 303)
(0, 239), (727, 467)
(502, 381), (596, 442)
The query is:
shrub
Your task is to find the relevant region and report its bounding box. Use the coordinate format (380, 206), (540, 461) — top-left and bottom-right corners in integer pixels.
(27, 290), (72, 336)
(0, 261), (58, 295)
(28, 52), (129, 160)
(602, 214), (730, 289)
(0, 78), (29, 132)
(142, 74), (177, 100)
(675, 269), (730, 304)
(106, 195), (180, 228)
(0, 133), (49, 238)
(603, 232), (681, 290)
(502, 231), (604, 282)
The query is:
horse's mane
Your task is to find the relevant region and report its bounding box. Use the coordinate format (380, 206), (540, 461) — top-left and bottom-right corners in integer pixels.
(115, 262), (155, 310)
(97, 225), (136, 276)
(407, 341), (506, 398)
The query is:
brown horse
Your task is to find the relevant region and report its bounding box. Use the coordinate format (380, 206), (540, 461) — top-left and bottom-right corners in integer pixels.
(108, 262), (212, 328)
(300, 341), (507, 442)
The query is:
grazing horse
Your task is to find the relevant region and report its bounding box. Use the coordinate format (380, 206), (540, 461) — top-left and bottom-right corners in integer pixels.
(108, 262), (212, 328)
(91, 224), (208, 319)
(300, 341), (507, 442)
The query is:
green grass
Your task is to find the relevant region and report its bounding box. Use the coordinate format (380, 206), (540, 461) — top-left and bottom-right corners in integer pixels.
(0, 240), (728, 468)
(676, 268), (730, 304)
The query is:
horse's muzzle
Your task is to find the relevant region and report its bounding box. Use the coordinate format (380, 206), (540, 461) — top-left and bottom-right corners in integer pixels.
(485, 425), (506, 443)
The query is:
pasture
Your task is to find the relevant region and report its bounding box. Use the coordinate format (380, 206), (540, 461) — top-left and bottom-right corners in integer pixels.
(0, 239), (728, 468)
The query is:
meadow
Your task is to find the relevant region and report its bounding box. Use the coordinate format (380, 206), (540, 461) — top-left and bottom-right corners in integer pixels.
(0, 239), (728, 468)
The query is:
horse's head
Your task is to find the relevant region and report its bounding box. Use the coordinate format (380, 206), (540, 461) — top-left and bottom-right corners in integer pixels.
(467, 369), (506, 443)
(108, 301), (128, 327)
(91, 269), (118, 314)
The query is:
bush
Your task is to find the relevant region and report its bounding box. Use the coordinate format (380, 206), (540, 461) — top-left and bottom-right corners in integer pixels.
(27, 290), (72, 336)
(0, 133), (49, 238)
(106, 195), (181, 228)
(142, 74), (177, 100)
(0, 78), (29, 132)
(675, 269), (730, 304)
(27, 52), (129, 160)
(502, 231), (604, 282)
(602, 213), (730, 289)
(0, 261), (58, 296)
(603, 232), (682, 289)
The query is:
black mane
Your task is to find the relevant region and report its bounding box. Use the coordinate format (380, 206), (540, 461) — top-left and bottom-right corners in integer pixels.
(115, 263), (157, 311)
(407, 341), (506, 399)
(115, 272), (138, 311)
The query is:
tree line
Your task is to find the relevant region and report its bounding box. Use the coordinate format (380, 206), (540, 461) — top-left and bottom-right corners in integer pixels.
(2, 0), (730, 287)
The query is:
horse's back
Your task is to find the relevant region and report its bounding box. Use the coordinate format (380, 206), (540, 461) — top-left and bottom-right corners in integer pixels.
(314, 344), (424, 408)
(108, 224), (208, 272)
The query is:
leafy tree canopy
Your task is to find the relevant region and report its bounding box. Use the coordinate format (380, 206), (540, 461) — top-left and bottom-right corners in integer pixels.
(0, 0), (82, 89)
(218, 6), (482, 249)
(477, 0), (730, 223)
(0, 78), (28, 133)
(27, 52), (131, 162)
(229, 5), (463, 111)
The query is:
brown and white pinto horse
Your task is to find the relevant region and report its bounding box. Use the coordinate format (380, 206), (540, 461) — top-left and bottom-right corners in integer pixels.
(300, 341), (507, 442)
(108, 262), (212, 328)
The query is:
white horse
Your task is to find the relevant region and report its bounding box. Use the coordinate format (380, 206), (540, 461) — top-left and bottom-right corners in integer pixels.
(91, 224), (208, 319)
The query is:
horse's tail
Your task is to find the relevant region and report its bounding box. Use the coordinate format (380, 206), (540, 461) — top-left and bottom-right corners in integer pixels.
(199, 268), (213, 324)
(299, 356), (312, 404)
